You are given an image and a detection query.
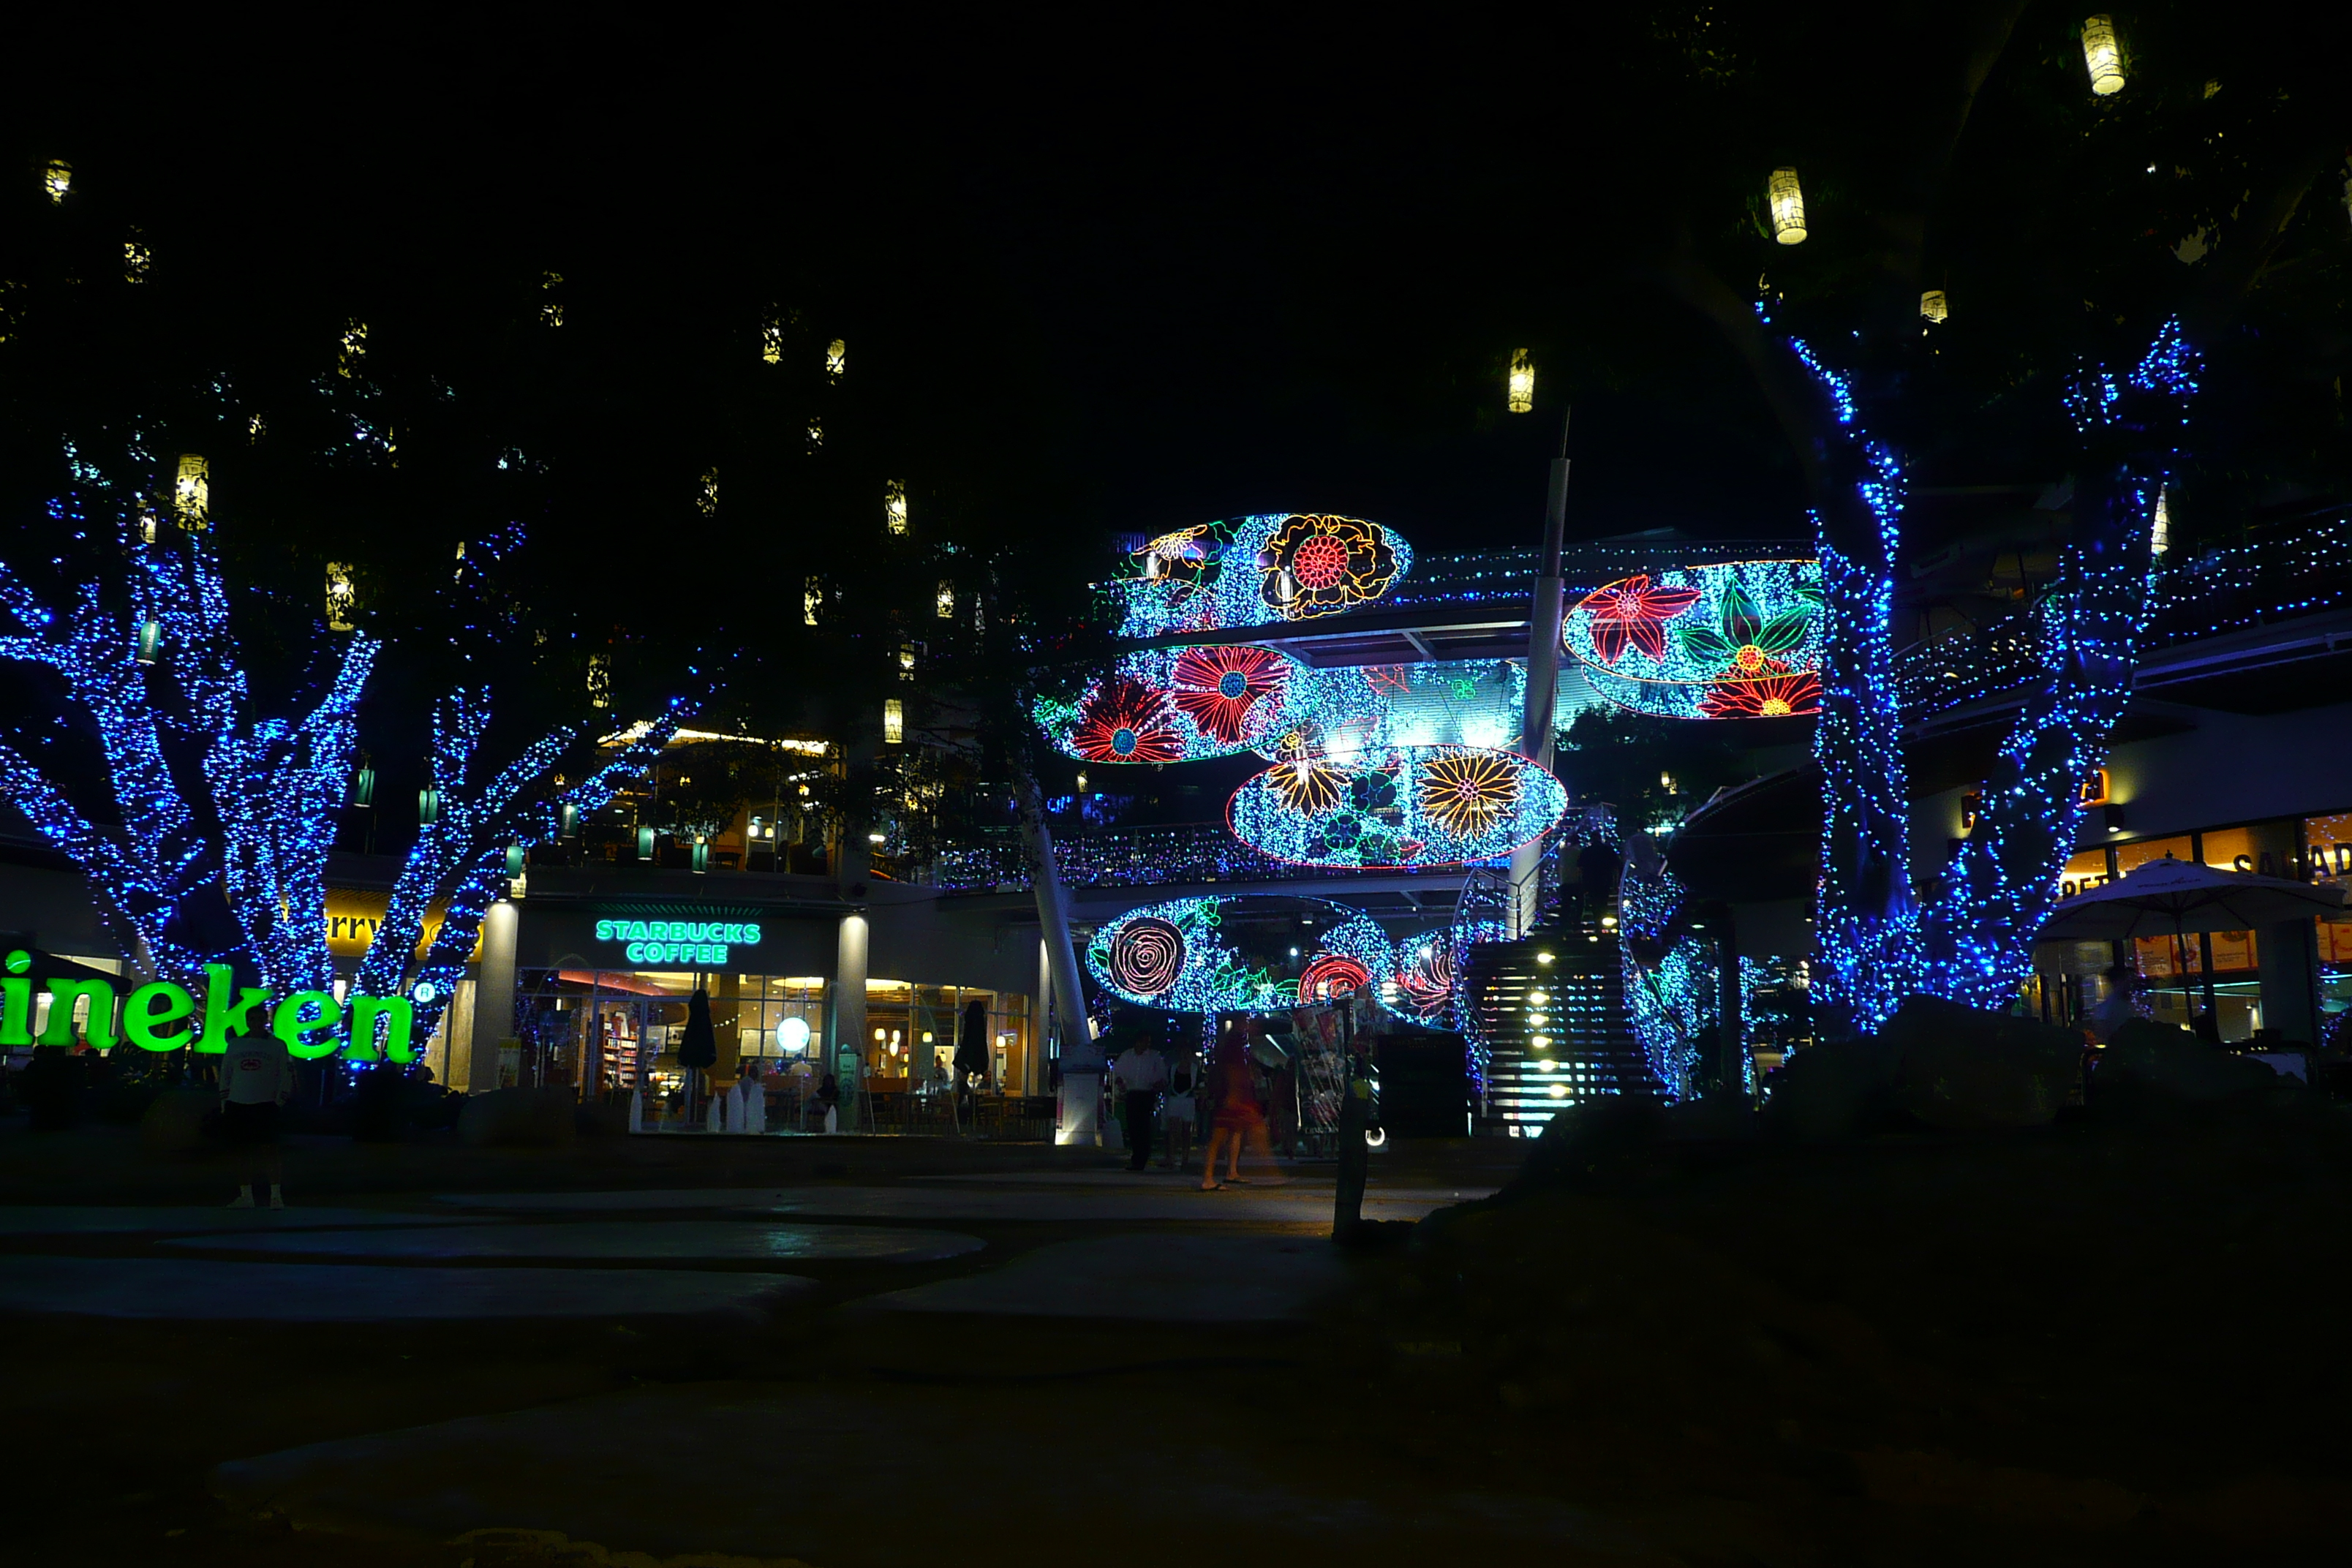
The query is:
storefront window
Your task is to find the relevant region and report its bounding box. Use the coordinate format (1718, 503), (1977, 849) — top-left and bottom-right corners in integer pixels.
(2058, 848), (2112, 900)
(2114, 834), (2192, 878)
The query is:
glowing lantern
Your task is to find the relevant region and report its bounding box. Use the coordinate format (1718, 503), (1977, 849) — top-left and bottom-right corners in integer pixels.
(249, 414), (265, 443)
(325, 562), (356, 630)
(505, 843), (526, 876)
(339, 320), (367, 378)
(42, 159), (70, 203)
(936, 581), (955, 619)
(1768, 168), (1807, 246)
(124, 236), (151, 284)
(636, 823), (655, 858)
(899, 642), (916, 681)
(826, 339), (846, 382)
(352, 764), (376, 808)
(883, 698), (905, 745)
(762, 315), (783, 364)
(698, 468), (719, 516)
(559, 802), (578, 836)
(134, 621), (162, 666)
(1920, 290), (1948, 323)
(2152, 488), (2170, 557)
(884, 480), (908, 535)
(587, 652), (611, 709)
(807, 418), (823, 451)
(418, 785), (440, 826)
(804, 577), (822, 627)
(2081, 15), (2124, 96)
(1507, 349), (1534, 414)
(540, 271), (563, 327)
(691, 834), (709, 874)
(175, 455), (208, 528)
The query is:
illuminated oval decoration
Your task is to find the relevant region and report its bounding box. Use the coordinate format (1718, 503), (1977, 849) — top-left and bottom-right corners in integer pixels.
(1388, 929), (1459, 1024)
(1086, 895), (1397, 1014)
(1225, 746), (1567, 870)
(1563, 559), (1824, 720)
(1106, 513), (1414, 638)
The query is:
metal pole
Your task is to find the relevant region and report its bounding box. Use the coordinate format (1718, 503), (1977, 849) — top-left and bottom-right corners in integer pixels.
(1011, 745), (1100, 1144)
(1510, 412), (1572, 936)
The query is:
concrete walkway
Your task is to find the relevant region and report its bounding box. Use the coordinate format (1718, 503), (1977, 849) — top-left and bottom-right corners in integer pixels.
(160, 1218), (984, 1263)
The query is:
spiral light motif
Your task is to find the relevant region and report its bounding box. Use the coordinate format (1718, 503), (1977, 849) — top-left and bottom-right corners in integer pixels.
(1108, 916), (1186, 995)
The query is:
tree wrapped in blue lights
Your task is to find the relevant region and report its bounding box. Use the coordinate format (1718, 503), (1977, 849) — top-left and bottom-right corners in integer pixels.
(0, 502), (374, 992)
(358, 688), (685, 1040)
(1780, 319), (2198, 1028)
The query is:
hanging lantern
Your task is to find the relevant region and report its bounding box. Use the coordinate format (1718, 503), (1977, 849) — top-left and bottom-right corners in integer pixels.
(505, 843), (526, 876)
(636, 823), (656, 858)
(124, 235), (152, 284)
(325, 562), (356, 630)
(935, 580), (955, 619)
(762, 313), (783, 364)
(1920, 290), (1948, 323)
(586, 652), (611, 709)
(884, 480), (908, 535)
(559, 802), (578, 836)
(803, 577), (823, 627)
(2152, 487), (2171, 557)
(826, 339), (846, 382)
(806, 417), (823, 451)
(1507, 349), (1534, 414)
(883, 698), (905, 745)
(1768, 168), (1807, 246)
(698, 468), (719, 516)
(418, 785), (440, 825)
(540, 271), (564, 328)
(899, 642), (916, 682)
(339, 320), (368, 379)
(2081, 15), (2124, 97)
(175, 455), (209, 528)
(352, 764), (376, 808)
(692, 834), (709, 874)
(42, 159), (71, 203)
(134, 620), (162, 666)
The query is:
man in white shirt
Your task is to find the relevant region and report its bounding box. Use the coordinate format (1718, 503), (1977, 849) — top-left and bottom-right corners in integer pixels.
(1111, 1030), (1169, 1172)
(219, 1025), (292, 1208)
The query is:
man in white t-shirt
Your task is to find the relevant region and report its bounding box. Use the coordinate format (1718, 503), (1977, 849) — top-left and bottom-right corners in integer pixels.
(1111, 1031), (1169, 1173)
(219, 1026), (292, 1208)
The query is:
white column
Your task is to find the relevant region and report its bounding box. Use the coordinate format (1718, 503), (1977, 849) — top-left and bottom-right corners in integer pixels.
(836, 911), (868, 1128)
(470, 900), (519, 1094)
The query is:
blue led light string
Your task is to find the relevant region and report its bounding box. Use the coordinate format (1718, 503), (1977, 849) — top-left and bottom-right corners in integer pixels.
(1915, 320), (2201, 1008)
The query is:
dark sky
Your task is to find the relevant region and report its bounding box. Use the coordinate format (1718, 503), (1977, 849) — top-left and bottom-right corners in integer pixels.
(4, 16), (1801, 563)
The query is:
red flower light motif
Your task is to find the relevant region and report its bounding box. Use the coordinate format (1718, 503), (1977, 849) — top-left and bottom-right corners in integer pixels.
(1395, 943), (1455, 1021)
(1581, 574), (1704, 666)
(1698, 668), (1822, 719)
(1069, 679), (1184, 762)
(1169, 645), (1287, 744)
(1256, 513), (1402, 621)
(1299, 953), (1372, 1002)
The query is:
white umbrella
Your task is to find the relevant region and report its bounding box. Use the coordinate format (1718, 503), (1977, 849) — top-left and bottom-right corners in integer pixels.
(2039, 856), (2347, 1011)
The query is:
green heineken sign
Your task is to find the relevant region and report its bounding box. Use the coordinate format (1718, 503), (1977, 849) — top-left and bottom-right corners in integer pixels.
(1, 951), (418, 1060)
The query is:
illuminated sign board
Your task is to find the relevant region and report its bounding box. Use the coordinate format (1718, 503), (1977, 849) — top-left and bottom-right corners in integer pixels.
(595, 917), (764, 967)
(1, 949), (420, 1061)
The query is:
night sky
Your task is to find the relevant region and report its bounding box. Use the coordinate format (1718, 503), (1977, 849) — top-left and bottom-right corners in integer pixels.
(4, 18), (1802, 564)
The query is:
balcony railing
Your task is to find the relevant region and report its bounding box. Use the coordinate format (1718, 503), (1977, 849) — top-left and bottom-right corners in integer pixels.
(1895, 512), (2352, 720)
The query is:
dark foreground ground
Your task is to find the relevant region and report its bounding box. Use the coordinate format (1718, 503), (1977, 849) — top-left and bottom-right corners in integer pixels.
(3, 1100), (2348, 1567)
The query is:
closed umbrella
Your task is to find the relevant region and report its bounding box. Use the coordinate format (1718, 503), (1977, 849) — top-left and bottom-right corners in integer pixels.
(2039, 856), (2346, 1011)
(677, 985), (717, 1125)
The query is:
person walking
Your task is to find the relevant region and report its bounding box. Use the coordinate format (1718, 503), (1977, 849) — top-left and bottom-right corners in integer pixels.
(1199, 1022), (1268, 1190)
(220, 1022), (292, 1207)
(1161, 1057), (1196, 1172)
(1112, 1028), (1169, 1172)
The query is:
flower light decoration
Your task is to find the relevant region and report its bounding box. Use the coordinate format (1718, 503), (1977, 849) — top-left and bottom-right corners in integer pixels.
(1086, 895), (1398, 1014)
(1564, 559), (1825, 720)
(1390, 929), (1460, 1022)
(1227, 745), (1567, 870)
(1036, 652), (1525, 767)
(1104, 513), (1414, 639)
(1064, 677), (1185, 764)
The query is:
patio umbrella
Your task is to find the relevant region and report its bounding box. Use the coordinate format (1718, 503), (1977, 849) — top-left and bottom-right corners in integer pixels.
(2038, 857), (2347, 1011)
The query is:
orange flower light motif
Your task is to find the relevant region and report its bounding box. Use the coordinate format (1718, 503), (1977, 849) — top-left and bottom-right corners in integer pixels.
(1298, 953), (1373, 1002)
(1415, 750), (1524, 837)
(1582, 573), (1704, 666)
(1169, 644), (1286, 744)
(1070, 679), (1185, 763)
(1266, 758), (1345, 815)
(1699, 668), (1822, 719)
(1256, 513), (1401, 621)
